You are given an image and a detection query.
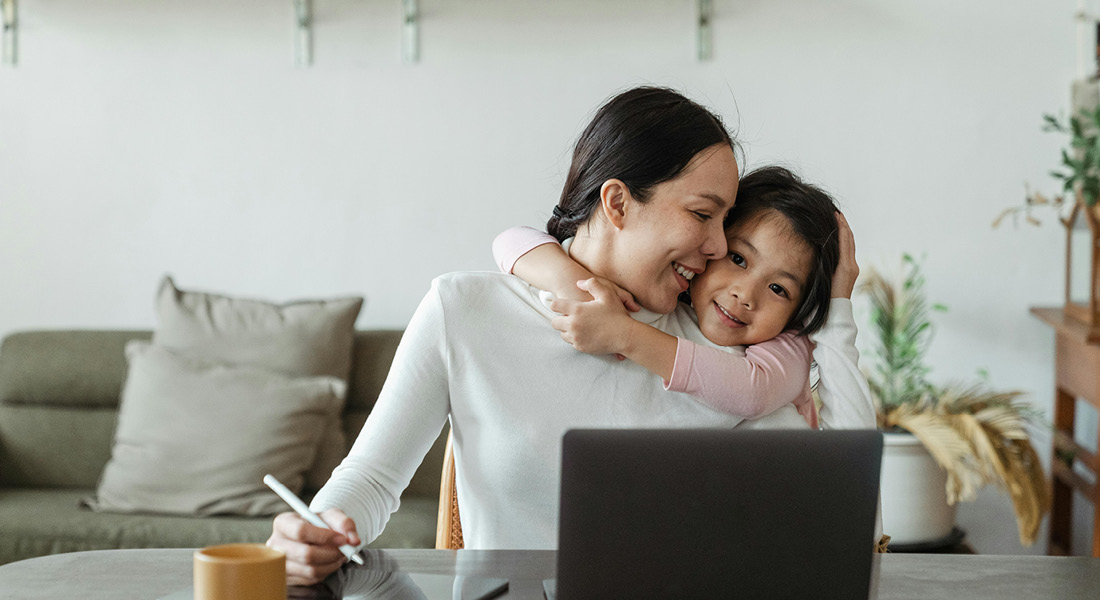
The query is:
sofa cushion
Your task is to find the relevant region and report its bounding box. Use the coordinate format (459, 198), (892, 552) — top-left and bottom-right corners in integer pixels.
(0, 329), (449, 497)
(0, 489), (438, 566)
(153, 276), (362, 380)
(86, 342), (344, 517)
(0, 331), (152, 408)
(154, 276), (362, 491)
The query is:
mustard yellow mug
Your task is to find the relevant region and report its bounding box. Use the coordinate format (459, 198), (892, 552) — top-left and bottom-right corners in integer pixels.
(193, 543), (286, 600)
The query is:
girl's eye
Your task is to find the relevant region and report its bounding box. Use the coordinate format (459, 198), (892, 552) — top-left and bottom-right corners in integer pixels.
(692, 211), (712, 221)
(769, 283), (789, 298)
(729, 252), (745, 267)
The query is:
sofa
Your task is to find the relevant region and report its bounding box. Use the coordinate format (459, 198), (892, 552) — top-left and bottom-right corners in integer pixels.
(0, 329), (449, 566)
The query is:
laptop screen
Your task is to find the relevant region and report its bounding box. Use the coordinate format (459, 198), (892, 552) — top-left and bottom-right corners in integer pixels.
(556, 429), (882, 599)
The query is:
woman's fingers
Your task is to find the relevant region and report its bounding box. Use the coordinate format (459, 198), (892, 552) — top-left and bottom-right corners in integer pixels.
(320, 508), (361, 547)
(286, 555), (345, 586)
(275, 512), (347, 546)
(280, 535), (345, 566)
(268, 511), (354, 586)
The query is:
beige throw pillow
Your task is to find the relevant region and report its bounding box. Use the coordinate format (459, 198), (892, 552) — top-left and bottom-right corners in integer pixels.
(153, 276), (362, 491)
(87, 342), (346, 516)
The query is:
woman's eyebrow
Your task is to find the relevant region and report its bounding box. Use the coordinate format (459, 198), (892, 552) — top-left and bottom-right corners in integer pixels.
(695, 193), (730, 208)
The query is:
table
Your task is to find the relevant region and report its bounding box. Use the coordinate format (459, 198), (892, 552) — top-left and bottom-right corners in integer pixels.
(0, 548), (1098, 599)
(1032, 306), (1100, 556)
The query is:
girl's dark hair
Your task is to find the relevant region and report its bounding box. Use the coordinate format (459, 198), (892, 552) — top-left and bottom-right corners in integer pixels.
(547, 86), (737, 241)
(726, 166), (841, 336)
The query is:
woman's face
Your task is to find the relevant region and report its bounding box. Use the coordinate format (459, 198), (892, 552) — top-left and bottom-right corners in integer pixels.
(689, 210), (813, 346)
(613, 144), (739, 314)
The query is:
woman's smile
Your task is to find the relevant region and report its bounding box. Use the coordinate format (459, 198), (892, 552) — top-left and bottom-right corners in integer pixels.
(673, 262), (700, 292)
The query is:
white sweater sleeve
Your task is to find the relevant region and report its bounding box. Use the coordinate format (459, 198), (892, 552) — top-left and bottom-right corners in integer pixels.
(810, 298), (877, 430)
(810, 298), (884, 544)
(309, 281), (451, 544)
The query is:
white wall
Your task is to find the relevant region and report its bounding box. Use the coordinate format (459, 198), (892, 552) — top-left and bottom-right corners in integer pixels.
(0, 0), (1089, 554)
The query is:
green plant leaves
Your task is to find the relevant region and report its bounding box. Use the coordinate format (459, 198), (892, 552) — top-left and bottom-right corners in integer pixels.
(859, 257), (938, 411)
(1044, 112), (1100, 206)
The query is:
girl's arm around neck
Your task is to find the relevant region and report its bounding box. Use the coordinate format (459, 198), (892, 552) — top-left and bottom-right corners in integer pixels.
(494, 226), (641, 309)
(548, 277), (812, 418)
(493, 226), (595, 301)
(666, 332), (813, 419)
(618, 321), (679, 381)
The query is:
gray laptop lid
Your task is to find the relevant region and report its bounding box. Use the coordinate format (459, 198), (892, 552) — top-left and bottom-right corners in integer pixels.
(556, 429), (883, 600)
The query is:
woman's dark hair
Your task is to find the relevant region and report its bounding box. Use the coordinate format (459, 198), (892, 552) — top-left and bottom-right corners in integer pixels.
(547, 86), (737, 241)
(726, 166), (841, 336)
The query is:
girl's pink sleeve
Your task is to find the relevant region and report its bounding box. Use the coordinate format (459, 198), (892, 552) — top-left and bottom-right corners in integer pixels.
(492, 226), (558, 274)
(793, 390), (819, 429)
(665, 330), (813, 421)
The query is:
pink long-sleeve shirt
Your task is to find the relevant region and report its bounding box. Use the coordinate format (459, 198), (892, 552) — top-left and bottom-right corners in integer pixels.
(492, 226), (818, 428)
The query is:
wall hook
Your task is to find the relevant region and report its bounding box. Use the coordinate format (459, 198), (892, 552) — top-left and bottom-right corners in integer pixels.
(697, 0), (713, 61)
(2, 0), (16, 66)
(403, 0), (419, 64)
(294, 0), (312, 67)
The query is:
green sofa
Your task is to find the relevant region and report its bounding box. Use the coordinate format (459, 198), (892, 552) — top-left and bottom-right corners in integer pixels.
(0, 329), (448, 566)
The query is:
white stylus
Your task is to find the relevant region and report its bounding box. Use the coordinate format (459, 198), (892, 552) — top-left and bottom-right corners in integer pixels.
(263, 474), (365, 565)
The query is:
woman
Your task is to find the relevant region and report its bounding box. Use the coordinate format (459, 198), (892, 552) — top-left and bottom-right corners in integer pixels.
(267, 87), (874, 585)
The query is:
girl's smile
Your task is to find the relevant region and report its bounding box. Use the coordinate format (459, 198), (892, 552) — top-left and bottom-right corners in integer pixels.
(712, 300), (748, 328)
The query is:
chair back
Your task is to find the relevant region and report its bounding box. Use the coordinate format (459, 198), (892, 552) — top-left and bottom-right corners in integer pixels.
(434, 430), (464, 549)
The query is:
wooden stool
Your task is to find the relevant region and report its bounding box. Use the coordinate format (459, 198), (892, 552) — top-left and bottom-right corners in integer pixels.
(1032, 307), (1100, 556)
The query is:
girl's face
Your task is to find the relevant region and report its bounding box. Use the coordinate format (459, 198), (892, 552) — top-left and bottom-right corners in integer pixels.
(611, 144), (739, 314)
(689, 210), (813, 346)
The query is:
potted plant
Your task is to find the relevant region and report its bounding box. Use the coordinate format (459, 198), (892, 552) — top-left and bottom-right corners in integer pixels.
(861, 255), (1050, 547)
(993, 108), (1100, 228)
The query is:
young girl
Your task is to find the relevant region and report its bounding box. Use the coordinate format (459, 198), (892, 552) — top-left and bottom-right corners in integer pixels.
(494, 166), (848, 427)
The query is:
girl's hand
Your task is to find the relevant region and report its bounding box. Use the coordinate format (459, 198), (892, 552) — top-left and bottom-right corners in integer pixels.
(553, 275), (642, 311)
(832, 212), (859, 299)
(549, 278), (639, 355)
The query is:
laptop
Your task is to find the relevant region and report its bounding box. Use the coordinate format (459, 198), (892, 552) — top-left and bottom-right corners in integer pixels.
(552, 429), (883, 600)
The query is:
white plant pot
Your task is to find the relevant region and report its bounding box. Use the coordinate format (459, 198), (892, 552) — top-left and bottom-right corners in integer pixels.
(880, 431), (958, 545)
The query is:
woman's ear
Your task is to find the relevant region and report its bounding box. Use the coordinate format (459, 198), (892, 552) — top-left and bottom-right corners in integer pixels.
(599, 179), (631, 231)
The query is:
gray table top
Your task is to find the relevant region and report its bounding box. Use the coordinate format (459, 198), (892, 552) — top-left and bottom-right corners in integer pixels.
(0, 548), (1098, 599)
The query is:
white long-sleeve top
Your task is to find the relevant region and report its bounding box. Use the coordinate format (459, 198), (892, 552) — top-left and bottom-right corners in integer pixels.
(311, 272), (875, 549)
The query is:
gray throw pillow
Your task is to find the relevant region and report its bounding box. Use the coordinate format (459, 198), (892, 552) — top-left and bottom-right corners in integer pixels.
(153, 276), (363, 491)
(86, 342), (346, 516)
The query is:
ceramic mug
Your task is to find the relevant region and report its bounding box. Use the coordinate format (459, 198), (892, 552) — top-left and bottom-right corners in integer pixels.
(193, 543), (286, 600)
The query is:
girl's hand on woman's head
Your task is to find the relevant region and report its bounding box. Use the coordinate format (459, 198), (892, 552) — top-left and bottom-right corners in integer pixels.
(549, 278), (640, 356)
(831, 212), (859, 299)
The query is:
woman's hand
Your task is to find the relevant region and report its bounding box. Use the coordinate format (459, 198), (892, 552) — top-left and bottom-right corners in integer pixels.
(549, 278), (640, 356)
(831, 212), (859, 299)
(267, 509), (361, 586)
